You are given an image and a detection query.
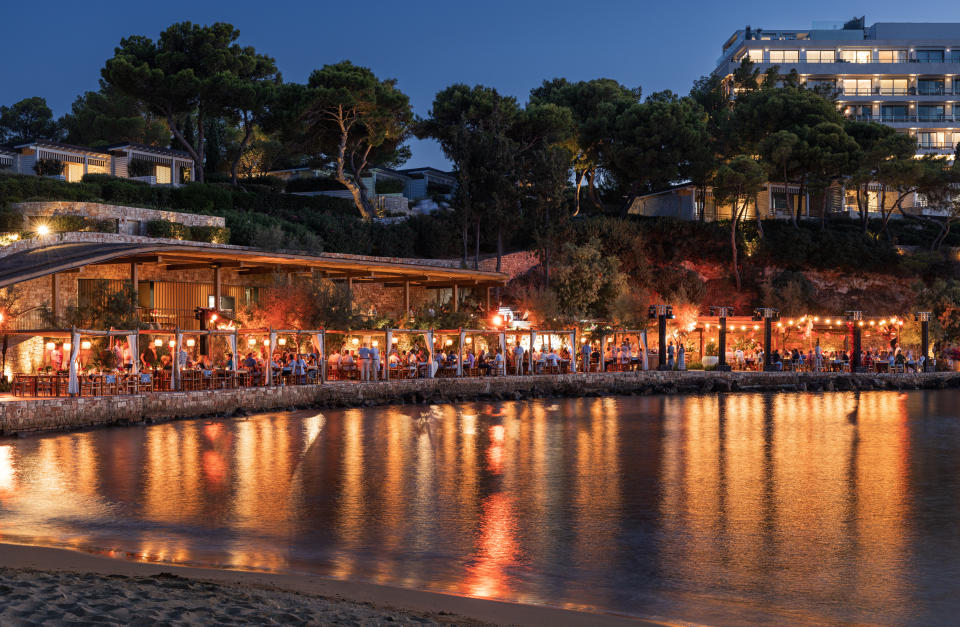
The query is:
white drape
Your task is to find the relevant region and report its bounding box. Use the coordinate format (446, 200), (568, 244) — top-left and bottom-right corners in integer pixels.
(127, 332), (139, 375)
(457, 329), (464, 376)
(267, 330), (277, 385)
(641, 330), (649, 371)
(529, 331), (536, 374)
(427, 330), (434, 378)
(384, 330), (392, 380)
(229, 333), (238, 371)
(67, 329), (80, 395)
(569, 331), (577, 373)
(599, 334), (606, 372)
(312, 332), (324, 382)
(173, 330), (183, 390)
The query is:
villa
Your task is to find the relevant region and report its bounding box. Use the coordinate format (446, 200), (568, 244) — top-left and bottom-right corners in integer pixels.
(2, 140), (194, 185)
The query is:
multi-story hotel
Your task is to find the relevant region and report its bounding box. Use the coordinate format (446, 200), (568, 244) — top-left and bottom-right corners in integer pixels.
(631, 19), (959, 221)
(715, 18), (960, 157)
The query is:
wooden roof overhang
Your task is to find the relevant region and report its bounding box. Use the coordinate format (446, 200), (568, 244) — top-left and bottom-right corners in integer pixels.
(0, 241), (508, 289)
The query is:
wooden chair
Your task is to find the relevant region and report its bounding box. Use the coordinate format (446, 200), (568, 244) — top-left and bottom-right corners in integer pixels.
(101, 374), (120, 395)
(36, 375), (57, 397)
(12, 375), (34, 397)
(79, 376), (100, 397)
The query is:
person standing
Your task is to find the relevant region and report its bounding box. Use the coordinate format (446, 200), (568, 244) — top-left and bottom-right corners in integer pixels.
(370, 342), (381, 381)
(814, 340), (823, 373)
(358, 342), (371, 381)
(583, 342), (592, 372)
(513, 341), (525, 376)
(667, 341), (675, 370)
(677, 343), (686, 371)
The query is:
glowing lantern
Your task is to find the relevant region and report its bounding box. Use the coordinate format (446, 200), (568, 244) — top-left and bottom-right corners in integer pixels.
(492, 315), (503, 326)
(753, 324), (760, 330)
(36, 224), (50, 236)
(45, 342), (55, 351)
(168, 340), (176, 348)
(278, 338), (287, 346)
(154, 339), (162, 347)
(263, 339), (270, 346)
(372, 340), (379, 347)
(446, 339), (453, 346)
(186, 339), (195, 347)
(247, 338), (256, 347)
(351, 338), (359, 346)
(81, 341), (91, 350)
(63, 342), (71, 353)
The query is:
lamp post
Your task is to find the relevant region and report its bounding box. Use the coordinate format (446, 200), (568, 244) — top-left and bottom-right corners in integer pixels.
(755, 308), (779, 371)
(648, 305), (675, 371)
(845, 310), (866, 373)
(710, 306), (734, 371)
(915, 311), (933, 372)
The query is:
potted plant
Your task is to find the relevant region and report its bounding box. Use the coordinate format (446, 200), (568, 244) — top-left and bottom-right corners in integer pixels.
(703, 341), (719, 368)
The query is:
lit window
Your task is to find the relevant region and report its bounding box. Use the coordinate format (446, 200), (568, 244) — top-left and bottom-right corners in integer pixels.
(747, 49), (763, 63)
(878, 79), (908, 95)
(805, 50), (835, 63)
(877, 50), (907, 63)
(768, 50), (799, 64)
(839, 49), (872, 63)
(842, 79), (872, 96)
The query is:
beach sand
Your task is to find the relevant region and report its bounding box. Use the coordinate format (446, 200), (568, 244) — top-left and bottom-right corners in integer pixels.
(0, 543), (653, 626)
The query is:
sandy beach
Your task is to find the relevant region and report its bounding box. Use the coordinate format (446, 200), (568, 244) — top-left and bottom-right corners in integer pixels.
(0, 543), (654, 626)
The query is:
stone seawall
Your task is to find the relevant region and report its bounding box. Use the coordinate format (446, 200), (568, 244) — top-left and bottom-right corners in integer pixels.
(3, 370), (960, 436)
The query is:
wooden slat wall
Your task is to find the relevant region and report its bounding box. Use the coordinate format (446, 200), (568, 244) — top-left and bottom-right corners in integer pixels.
(78, 279), (130, 308)
(153, 281), (210, 311)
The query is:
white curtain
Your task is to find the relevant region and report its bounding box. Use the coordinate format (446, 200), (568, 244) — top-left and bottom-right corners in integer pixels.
(599, 334), (606, 372)
(569, 331), (577, 373)
(67, 329), (81, 395)
(229, 333), (238, 371)
(312, 332), (324, 382)
(384, 330), (392, 380)
(173, 330), (183, 390)
(530, 331), (537, 373)
(641, 330), (649, 371)
(457, 329), (465, 376)
(127, 332), (139, 375)
(427, 330), (435, 378)
(267, 330), (277, 385)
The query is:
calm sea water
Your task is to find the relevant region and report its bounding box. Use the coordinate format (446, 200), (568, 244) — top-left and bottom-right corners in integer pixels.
(1, 392), (959, 625)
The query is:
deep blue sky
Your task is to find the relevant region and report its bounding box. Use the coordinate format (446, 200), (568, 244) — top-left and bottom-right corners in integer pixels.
(1, 0), (956, 168)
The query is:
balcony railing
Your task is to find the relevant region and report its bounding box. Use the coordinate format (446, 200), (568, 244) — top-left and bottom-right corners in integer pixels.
(917, 87), (947, 96)
(852, 114), (959, 124)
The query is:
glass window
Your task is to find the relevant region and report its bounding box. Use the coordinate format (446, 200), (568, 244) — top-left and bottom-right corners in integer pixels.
(918, 132), (945, 148)
(917, 105), (945, 121)
(952, 50), (960, 63)
(746, 49), (763, 62)
(881, 105), (908, 121)
(916, 50), (945, 63)
(805, 50), (835, 63)
(842, 79), (872, 96)
(840, 49), (872, 63)
(768, 50), (799, 63)
(772, 192), (789, 210)
(878, 79), (908, 95)
(917, 79), (945, 95)
(877, 50), (907, 63)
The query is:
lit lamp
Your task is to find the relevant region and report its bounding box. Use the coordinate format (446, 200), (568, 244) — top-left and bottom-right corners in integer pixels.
(391, 337), (398, 344)
(247, 338), (256, 347)
(372, 340), (379, 347)
(154, 339), (162, 347)
(351, 338), (359, 346)
(465, 337), (472, 344)
(81, 341), (91, 350)
(263, 339), (270, 347)
(63, 342), (71, 353)
(278, 338), (287, 346)
(186, 339), (195, 347)
(168, 340), (176, 348)
(445, 339), (453, 346)
(36, 224), (50, 237)
(492, 314), (503, 327)
(45, 342), (55, 351)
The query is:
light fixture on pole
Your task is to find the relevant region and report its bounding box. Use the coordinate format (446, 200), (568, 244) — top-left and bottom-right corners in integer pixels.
(915, 311), (933, 372)
(845, 311), (866, 372)
(754, 308), (780, 371)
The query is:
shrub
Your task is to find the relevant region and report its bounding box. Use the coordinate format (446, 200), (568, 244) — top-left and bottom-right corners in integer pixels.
(146, 219), (190, 240)
(285, 176), (347, 193)
(48, 214), (87, 232)
(0, 208), (24, 232)
(127, 159), (154, 178)
(189, 225), (231, 244)
(34, 159), (64, 176)
(375, 178), (406, 194)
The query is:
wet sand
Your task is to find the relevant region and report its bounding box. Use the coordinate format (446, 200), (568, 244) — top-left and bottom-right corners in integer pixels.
(0, 543), (654, 626)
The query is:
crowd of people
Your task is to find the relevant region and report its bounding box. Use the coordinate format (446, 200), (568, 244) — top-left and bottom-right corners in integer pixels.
(732, 342), (926, 372)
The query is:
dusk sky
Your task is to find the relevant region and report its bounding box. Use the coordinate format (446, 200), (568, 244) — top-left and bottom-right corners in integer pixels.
(2, 0), (957, 168)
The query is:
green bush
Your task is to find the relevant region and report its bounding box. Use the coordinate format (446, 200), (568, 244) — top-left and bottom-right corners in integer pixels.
(285, 176), (347, 193)
(127, 159), (154, 178)
(146, 219), (190, 240)
(34, 159), (64, 176)
(0, 208), (24, 231)
(48, 214), (87, 232)
(189, 225), (231, 244)
(375, 178), (406, 194)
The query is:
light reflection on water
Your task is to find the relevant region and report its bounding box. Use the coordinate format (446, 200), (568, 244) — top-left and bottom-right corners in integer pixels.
(1, 391), (959, 624)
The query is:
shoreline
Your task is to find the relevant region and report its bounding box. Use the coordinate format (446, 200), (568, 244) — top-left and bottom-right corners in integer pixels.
(3, 370), (960, 437)
(0, 542), (656, 626)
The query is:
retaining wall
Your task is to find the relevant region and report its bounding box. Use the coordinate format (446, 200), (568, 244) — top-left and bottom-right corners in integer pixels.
(3, 370), (960, 436)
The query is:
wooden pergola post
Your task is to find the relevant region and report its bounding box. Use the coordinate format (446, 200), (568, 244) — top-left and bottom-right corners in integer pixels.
(51, 273), (59, 323)
(213, 265), (222, 311)
(453, 285), (459, 312)
(404, 281), (410, 316)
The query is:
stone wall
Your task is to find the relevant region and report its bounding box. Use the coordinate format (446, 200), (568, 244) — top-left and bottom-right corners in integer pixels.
(12, 202), (226, 235)
(3, 370), (959, 436)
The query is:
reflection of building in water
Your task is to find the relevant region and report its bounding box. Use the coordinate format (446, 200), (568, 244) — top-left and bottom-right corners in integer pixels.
(658, 391), (911, 622)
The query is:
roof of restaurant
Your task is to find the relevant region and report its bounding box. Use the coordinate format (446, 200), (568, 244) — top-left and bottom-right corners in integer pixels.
(106, 143), (193, 159)
(12, 141), (112, 157)
(0, 240), (508, 289)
